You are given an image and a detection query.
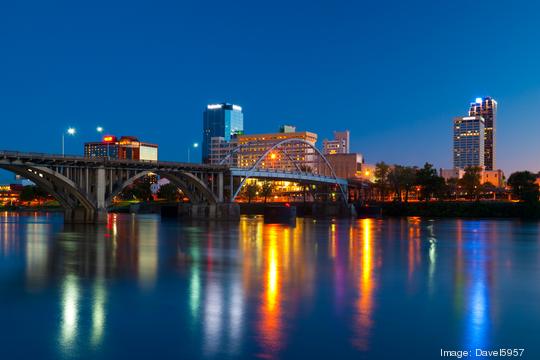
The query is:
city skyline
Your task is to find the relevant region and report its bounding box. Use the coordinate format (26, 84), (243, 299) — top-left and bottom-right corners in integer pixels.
(2, 1), (540, 180)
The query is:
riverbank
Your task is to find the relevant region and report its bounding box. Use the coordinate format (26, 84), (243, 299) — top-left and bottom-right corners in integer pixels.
(375, 201), (540, 219)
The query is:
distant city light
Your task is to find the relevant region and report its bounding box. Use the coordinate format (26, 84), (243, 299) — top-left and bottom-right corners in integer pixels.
(207, 104), (223, 110)
(193, 143), (199, 148)
(232, 105), (242, 111)
(475, 97), (482, 104)
(96, 126), (104, 133)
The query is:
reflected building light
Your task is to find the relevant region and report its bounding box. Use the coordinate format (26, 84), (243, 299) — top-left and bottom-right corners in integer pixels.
(228, 275), (244, 355)
(258, 227), (283, 356)
(137, 219), (158, 289)
(25, 223), (49, 290)
(203, 275), (223, 356)
(91, 281), (106, 347)
(427, 222), (437, 294)
(466, 262), (490, 349)
(189, 265), (201, 320)
(60, 274), (80, 352)
(353, 218), (375, 351)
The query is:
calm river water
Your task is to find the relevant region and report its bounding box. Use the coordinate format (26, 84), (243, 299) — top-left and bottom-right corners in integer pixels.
(0, 212), (539, 359)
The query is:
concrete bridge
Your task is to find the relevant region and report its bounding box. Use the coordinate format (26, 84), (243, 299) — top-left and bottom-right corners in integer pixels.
(0, 148), (349, 223)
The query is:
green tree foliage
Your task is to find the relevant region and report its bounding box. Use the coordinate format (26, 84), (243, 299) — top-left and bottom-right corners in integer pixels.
(374, 162), (391, 201)
(260, 181), (274, 203)
(126, 177), (153, 202)
(507, 171), (539, 203)
(460, 166), (482, 199)
(157, 183), (180, 201)
(19, 185), (49, 204)
(242, 182), (259, 203)
(388, 165), (417, 203)
(416, 162), (446, 201)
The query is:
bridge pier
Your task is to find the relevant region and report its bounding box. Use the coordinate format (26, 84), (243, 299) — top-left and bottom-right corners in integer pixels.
(178, 203), (240, 221)
(64, 207), (108, 224)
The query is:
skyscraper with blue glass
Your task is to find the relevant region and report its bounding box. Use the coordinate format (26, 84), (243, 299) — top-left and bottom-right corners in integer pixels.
(202, 103), (244, 163)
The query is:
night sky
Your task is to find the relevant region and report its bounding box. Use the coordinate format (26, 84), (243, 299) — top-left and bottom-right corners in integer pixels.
(1, 0), (540, 182)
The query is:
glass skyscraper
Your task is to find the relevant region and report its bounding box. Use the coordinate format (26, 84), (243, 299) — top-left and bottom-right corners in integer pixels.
(202, 103), (244, 163)
(468, 97), (497, 170)
(453, 116), (485, 169)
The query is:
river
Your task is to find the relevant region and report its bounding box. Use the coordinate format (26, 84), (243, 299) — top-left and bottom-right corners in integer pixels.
(0, 212), (538, 359)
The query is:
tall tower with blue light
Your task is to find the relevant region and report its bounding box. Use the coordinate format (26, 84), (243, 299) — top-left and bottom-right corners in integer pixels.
(469, 97), (497, 170)
(202, 103), (244, 164)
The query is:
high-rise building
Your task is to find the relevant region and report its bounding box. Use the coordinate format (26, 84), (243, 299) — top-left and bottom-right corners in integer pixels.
(202, 103), (244, 163)
(468, 97), (497, 170)
(235, 127), (318, 171)
(453, 116), (485, 169)
(323, 130), (350, 155)
(84, 135), (158, 161)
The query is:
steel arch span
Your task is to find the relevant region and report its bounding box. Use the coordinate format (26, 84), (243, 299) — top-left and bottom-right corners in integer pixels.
(221, 138), (348, 202)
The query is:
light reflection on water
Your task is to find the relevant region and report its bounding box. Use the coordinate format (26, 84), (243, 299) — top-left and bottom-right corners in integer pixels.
(0, 212), (538, 359)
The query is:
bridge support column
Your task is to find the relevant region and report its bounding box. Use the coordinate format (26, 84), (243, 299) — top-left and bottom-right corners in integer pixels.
(178, 203), (240, 221)
(64, 207), (107, 224)
(218, 173), (224, 202)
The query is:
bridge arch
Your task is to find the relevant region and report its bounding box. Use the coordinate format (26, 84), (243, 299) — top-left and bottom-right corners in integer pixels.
(105, 170), (218, 207)
(223, 138), (347, 201)
(0, 164), (97, 218)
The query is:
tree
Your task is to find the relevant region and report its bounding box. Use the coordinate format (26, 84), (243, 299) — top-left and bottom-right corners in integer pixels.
(374, 162), (391, 201)
(416, 163), (445, 201)
(130, 177), (153, 202)
(260, 181), (274, 203)
(445, 177), (460, 200)
(242, 182), (259, 203)
(507, 171), (539, 203)
(157, 183), (179, 201)
(388, 165), (417, 203)
(19, 185), (49, 205)
(460, 166), (482, 200)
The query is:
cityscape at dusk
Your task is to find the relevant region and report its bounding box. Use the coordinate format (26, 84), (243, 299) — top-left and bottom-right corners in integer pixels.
(2, 1), (540, 360)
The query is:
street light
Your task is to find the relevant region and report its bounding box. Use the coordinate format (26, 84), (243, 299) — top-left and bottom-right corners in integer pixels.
(188, 142), (199, 163)
(96, 126), (104, 133)
(62, 127), (76, 156)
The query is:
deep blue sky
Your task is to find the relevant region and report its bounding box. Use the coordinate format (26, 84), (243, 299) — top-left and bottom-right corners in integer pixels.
(1, 0), (540, 182)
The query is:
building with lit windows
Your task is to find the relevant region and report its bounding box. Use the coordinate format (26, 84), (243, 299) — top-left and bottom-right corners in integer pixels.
(453, 116), (485, 169)
(323, 130), (350, 155)
(235, 126), (318, 171)
(439, 168), (505, 188)
(202, 103), (244, 163)
(208, 125), (319, 171)
(84, 135), (158, 161)
(208, 136), (238, 165)
(0, 184), (23, 205)
(469, 97), (497, 170)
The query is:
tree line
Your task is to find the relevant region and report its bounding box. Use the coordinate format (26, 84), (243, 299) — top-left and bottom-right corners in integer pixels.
(371, 162), (539, 203)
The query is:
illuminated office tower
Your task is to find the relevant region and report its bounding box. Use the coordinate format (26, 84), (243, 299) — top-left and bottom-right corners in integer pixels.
(453, 116), (485, 169)
(202, 103), (244, 164)
(468, 97), (497, 170)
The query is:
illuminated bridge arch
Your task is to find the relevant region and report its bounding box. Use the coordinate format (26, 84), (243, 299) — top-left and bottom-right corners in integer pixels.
(0, 164), (97, 221)
(105, 170), (219, 207)
(221, 138), (348, 202)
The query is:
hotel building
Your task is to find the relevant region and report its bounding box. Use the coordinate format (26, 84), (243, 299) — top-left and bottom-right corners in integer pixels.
(84, 135), (158, 161)
(469, 97), (497, 170)
(453, 116), (485, 169)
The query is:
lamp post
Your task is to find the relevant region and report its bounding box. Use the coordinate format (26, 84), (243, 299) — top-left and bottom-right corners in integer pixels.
(187, 142), (199, 163)
(62, 127), (76, 156)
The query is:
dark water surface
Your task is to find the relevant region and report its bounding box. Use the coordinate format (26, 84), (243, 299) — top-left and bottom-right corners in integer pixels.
(0, 212), (539, 359)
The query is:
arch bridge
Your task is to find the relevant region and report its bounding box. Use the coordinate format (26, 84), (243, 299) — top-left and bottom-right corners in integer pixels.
(0, 142), (348, 222)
